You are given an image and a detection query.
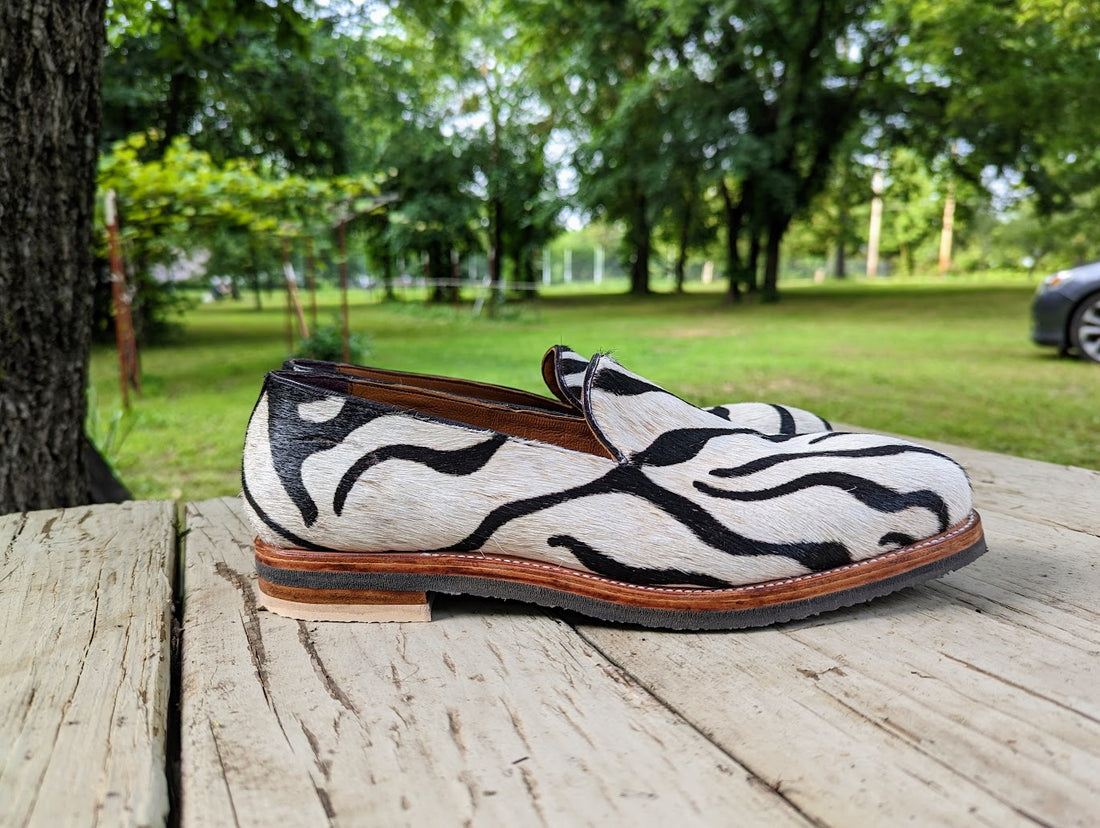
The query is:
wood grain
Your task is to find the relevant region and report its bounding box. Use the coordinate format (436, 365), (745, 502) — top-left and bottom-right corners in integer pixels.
(2, 431), (1091, 827)
(0, 501), (176, 827)
(572, 504), (1100, 826)
(178, 497), (811, 827)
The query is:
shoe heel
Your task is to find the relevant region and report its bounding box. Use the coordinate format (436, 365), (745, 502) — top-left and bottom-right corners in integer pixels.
(257, 578), (432, 623)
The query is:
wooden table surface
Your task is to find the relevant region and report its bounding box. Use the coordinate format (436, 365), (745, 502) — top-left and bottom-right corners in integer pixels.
(2, 437), (1097, 827)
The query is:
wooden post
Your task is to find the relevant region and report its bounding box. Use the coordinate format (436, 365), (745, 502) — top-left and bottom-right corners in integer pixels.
(866, 166), (885, 278)
(939, 184), (956, 276)
(282, 238), (294, 352)
(104, 190), (140, 408)
(452, 248), (461, 309)
(338, 220), (350, 363)
(305, 236), (317, 328)
(281, 237), (309, 341)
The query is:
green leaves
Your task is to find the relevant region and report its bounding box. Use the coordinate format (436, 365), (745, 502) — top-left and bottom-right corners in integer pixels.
(97, 132), (386, 267)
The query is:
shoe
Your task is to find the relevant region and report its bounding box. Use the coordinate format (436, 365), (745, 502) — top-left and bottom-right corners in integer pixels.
(284, 345), (833, 436)
(242, 351), (985, 630)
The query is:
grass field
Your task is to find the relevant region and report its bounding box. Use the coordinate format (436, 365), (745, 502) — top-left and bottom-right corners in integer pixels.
(87, 276), (1100, 501)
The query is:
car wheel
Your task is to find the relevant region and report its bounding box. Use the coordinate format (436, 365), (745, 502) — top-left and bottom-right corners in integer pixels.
(1069, 291), (1100, 363)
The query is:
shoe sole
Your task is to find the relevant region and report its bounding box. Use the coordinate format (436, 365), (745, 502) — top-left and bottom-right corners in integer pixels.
(253, 511), (986, 630)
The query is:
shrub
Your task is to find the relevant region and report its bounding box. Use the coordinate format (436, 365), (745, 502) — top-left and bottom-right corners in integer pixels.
(293, 320), (371, 364)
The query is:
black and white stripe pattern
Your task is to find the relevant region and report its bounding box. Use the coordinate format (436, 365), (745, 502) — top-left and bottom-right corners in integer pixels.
(547, 345), (831, 435)
(241, 355), (972, 589)
(286, 346), (834, 436)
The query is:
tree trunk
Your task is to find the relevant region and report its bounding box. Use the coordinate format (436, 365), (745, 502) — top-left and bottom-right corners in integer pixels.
(428, 242), (455, 303)
(675, 195), (692, 294)
(720, 179), (743, 303)
(674, 247), (687, 294)
(249, 237), (263, 310)
(0, 0), (107, 513)
(628, 191), (651, 295)
(382, 251), (395, 301)
(491, 196), (504, 308)
(762, 222), (783, 303)
(835, 173), (850, 279)
(630, 237), (651, 295)
(746, 230), (761, 293)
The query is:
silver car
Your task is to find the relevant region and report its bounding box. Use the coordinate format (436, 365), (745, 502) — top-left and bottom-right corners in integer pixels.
(1031, 262), (1100, 362)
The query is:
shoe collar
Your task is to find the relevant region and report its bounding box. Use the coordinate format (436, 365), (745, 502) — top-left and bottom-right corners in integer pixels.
(581, 353), (742, 463)
(541, 345), (588, 408)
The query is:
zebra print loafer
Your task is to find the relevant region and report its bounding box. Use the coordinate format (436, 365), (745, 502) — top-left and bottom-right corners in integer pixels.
(242, 353), (986, 630)
(284, 344), (833, 436)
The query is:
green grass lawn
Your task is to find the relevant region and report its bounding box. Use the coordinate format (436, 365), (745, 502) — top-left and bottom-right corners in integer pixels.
(88, 276), (1100, 501)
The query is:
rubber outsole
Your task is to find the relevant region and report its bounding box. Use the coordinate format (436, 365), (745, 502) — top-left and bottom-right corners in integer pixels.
(254, 511), (987, 630)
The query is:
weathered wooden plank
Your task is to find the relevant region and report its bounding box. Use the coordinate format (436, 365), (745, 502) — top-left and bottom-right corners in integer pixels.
(0, 501), (176, 827)
(573, 506), (1100, 827)
(178, 497), (810, 827)
(933, 509), (1100, 650)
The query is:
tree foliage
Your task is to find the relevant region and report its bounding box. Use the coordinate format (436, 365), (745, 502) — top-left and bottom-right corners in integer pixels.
(96, 131), (386, 332)
(100, 0), (1100, 305)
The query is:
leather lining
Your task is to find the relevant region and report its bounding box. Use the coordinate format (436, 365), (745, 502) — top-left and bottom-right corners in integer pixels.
(293, 360), (576, 414)
(343, 377), (614, 458)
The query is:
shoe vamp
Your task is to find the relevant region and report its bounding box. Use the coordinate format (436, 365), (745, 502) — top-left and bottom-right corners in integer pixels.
(296, 416), (617, 552)
(639, 430), (973, 559)
(482, 491), (815, 585)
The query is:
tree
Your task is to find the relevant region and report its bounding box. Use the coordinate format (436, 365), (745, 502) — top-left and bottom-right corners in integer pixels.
(454, 4), (563, 294)
(0, 0), (107, 512)
(96, 131), (386, 314)
(102, 0), (327, 168)
(661, 0), (904, 301)
(521, 0), (664, 295)
(892, 0), (1100, 246)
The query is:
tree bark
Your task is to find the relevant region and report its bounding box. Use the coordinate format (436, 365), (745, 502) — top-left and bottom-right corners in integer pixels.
(674, 194), (692, 294)
(719, 179), (743, 303)
(490, 195), (504, 307)
(382, 251), (395, 301)
(746, 229), (761, 293)
(762, 221), (784, 303)
(835, 169), (850, 279)
(628, 191), (651, 296)
(0, 0), (107, 513)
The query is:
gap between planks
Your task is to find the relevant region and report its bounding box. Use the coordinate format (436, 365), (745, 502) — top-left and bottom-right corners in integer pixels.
(175, 433), (1098, 828)
(176, 496), (813, 828)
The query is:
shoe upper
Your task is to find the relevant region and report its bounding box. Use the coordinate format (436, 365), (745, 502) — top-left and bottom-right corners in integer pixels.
(242, 352), (973, 588)
(542, 345), (833, 435)
(286, 345), (833, 436)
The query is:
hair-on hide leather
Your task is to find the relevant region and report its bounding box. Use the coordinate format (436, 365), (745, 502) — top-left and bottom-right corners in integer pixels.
(241, 353), (973, 588)
(548, 345), (832, 434)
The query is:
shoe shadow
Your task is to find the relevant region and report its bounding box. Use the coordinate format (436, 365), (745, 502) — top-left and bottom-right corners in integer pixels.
(428, 584), (962, 635)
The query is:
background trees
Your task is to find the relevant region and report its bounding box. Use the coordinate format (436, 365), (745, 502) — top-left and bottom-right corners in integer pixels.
(97, 0), (1100, 311)
(7, 0), (1100, 512)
